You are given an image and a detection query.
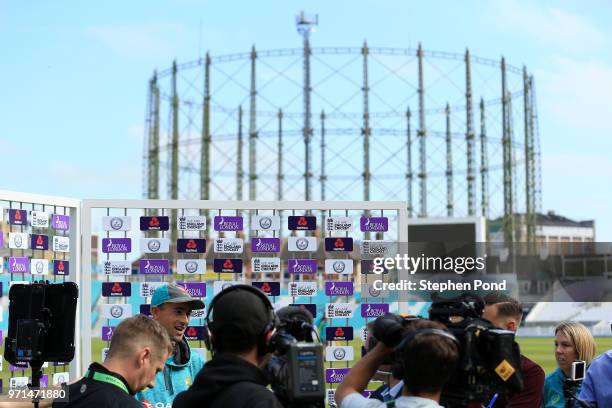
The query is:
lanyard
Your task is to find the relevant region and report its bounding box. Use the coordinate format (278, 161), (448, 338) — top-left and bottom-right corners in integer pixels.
(85, 370), (129, 394)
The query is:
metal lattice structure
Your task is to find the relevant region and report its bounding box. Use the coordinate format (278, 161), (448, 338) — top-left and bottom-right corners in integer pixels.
(143, 37), (542, 246)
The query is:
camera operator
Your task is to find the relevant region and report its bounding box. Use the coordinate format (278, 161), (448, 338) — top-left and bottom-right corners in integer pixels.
(52, 314), (173, 408)
(482, 293), (544, 408)
(362, 321), (404, 403)
(266, 305), (325, 408)
(336, 318), (459, 408)
(173, 285), (283, 408)
(577, 346), (612, 408)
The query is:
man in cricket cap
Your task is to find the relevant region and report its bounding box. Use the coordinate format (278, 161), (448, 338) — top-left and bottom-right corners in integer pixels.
(136, 283), (205, 408)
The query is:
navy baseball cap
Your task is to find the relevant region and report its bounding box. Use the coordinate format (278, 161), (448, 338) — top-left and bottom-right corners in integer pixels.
(151, 283), (205, 310)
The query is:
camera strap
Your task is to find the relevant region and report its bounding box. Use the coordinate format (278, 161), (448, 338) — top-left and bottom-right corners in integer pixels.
(85, 370), (129, 394)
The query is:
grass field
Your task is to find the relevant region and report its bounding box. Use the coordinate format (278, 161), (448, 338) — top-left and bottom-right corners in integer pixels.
(517, 337), (612, 374)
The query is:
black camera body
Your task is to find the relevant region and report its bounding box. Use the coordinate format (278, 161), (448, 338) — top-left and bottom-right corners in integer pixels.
(430, 294), (524, 407)
(267, 307), (325, 408)
(371, 294), (524, 407)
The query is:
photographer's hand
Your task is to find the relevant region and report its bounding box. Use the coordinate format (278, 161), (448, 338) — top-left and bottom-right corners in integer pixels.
(336, 343), (393, 406)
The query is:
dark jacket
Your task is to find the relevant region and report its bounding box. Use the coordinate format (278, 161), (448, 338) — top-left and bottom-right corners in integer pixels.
(494, 355), (545, 408)
(173, 353), (284, 408)
(52, 362), (142, 408)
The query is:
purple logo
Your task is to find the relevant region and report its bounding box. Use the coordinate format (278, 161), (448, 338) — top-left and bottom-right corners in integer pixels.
(177, 238), (207, 253)
(325, 326), (354, 341)
(361, 303), (389, 318)
(326, 368), (350, 384)
(252, 281), (281, 296)
(9, 362), (28, 371)
(53, 260), (69, 275)
(102, 282), (132, 297)
(9, 257), (29, 273)
(213, 216), (243, 231)
(140, 304), (152, 317)
(213, 258), (243, 273)
(8, 209), (27, 226)
(289, 303), (317, 317)
(360, 216), (389, 232)
(0, 232), (3, 248)
(185, 326), (205, 340)
(101, 326), (116, 341)
(140, 216), (170, 231)
(325, 281), (354, 296)
(139, 259), (170, 274)
(324, 237), (353, 252)
(251, 237), (281, 253)
(288, 215), (316, 230)
(52, 214), (70, 231)
(288, 259), (317, 274)
(102, 238), (132, 253)
(362, 390), (375, 398)
(31, 234), (49, 250)
(177, 282), (207, 298)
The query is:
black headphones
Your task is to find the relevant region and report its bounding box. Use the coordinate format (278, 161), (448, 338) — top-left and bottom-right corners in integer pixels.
(203, 284), (277, 356)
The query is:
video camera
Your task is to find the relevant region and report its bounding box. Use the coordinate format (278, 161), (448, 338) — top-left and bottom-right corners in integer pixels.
(267, 306), (325, 408)
(371, 293), (524, 407)
(428, 293), (524, 406)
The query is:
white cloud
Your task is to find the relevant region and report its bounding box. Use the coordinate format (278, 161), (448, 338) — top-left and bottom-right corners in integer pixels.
(128, 124), (145, 143)
(492, 1), (607, 54)
(85, 22), (191, 58)
(0, 137), (17, 152)
(535, 57), (612, 134)
(542, 152), (612, 240)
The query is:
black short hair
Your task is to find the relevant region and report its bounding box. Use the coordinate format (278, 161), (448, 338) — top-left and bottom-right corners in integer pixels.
(399, 320), (459, 395)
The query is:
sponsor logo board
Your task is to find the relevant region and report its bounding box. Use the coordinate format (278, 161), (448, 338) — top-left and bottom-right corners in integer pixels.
(177, 215), (206, 231)
(324, 259), (353, 275)
(140, 238), (170, 253)
(325, 303), (356, 319)
(251, 215), (280, 231)
(102, 238), (131, 253)
(288, 281), (318, 297)
(102, 304), (132, 319)
(140, 216), (170, 231)
(214, 238), (243, 253)
(102, 216), (131, 231)
(103, 260), (131, 275)
(176, 259), (206, 274)
(30, 211), (49, 228)
(325, 346), (354, 362)
(252, 281), (281, 296)
(213, 216), (243, 231)
(325, 217), (354, 231)
(251, 257), (281, 273)
(288, 237), (318, 252)
(251, 237), (281, 253)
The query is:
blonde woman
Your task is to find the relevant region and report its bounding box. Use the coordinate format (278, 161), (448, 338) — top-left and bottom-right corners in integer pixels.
(543, 321), (596, 408)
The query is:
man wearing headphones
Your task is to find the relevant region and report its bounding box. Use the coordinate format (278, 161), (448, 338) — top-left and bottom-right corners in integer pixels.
(173, 284), (284, 408)
(336, 319), (460, 408)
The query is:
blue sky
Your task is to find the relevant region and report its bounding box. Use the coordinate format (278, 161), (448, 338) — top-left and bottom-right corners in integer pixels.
(1, 1), (611, 238)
